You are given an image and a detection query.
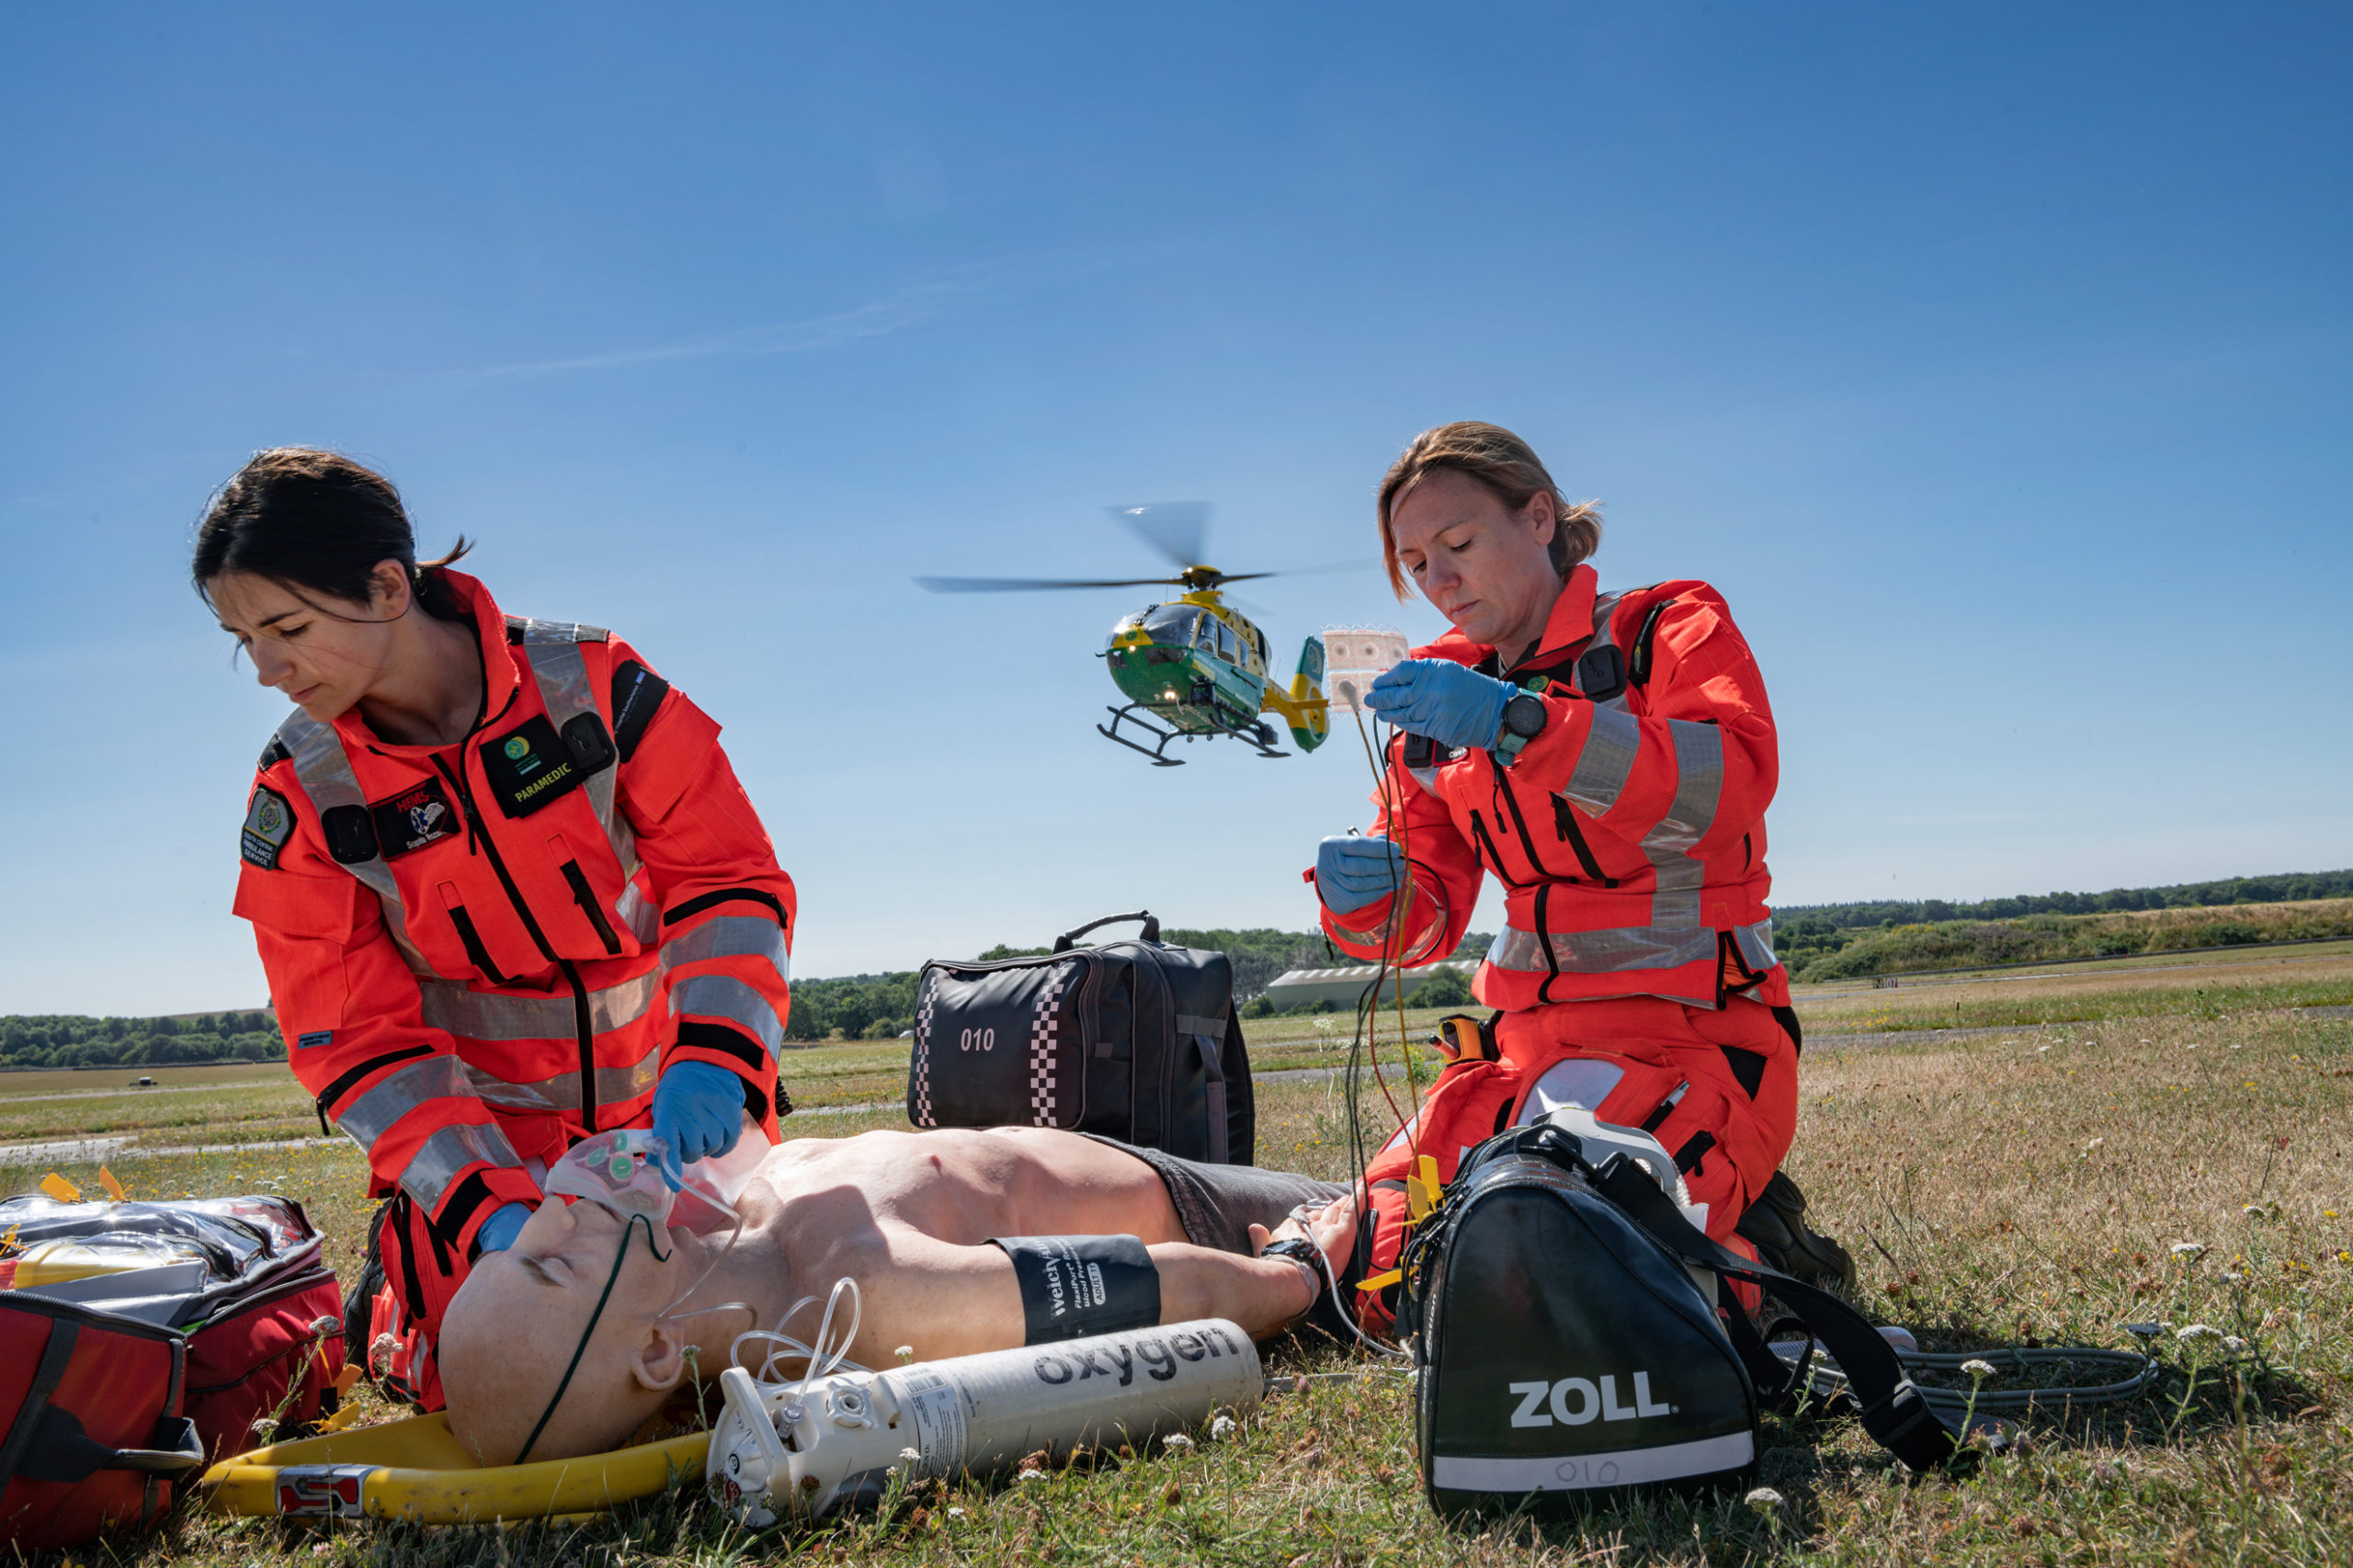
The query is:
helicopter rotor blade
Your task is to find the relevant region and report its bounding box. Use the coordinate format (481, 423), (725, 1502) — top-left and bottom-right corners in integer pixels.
(914, 574), (1188, 594)
(1108, 502), (1211, 572)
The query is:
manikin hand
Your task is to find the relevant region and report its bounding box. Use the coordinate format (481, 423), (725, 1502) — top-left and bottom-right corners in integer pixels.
(1249, 1193), (1362, 1318)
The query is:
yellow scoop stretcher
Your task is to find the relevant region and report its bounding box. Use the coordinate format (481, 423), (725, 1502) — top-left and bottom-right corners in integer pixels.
(199, 1412), (707, 1525)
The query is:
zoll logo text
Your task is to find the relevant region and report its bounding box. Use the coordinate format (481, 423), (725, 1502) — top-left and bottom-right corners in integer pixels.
(1507, 1373), (1674, 1427)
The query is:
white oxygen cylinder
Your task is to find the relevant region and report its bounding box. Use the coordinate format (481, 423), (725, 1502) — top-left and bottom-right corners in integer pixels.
(710, 1319), (1263, 1523)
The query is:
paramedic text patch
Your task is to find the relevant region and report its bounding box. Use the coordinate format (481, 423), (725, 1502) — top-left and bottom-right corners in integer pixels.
(478, 714), (584, 818)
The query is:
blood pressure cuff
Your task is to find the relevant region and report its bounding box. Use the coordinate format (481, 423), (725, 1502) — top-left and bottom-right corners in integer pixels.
(990, 1234), (1162, 1345)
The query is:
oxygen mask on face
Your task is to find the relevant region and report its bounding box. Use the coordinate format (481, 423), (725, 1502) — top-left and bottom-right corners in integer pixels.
(545, 1120), (770, 1237)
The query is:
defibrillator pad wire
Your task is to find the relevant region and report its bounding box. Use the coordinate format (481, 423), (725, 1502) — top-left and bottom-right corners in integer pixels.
(1770, 1341), (2160, 1418)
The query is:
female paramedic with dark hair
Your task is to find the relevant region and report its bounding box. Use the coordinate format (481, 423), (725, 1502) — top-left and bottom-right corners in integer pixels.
(1310, 421), (1849, 1336)
(198, 448), (795, 1411)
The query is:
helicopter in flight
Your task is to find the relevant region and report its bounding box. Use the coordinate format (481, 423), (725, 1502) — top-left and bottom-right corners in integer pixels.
(915, 503), (1340, 766)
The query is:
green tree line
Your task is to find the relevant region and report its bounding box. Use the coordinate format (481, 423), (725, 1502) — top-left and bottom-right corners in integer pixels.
(0, 1012), (282, 1071)
(1779, 868), (2353, 934)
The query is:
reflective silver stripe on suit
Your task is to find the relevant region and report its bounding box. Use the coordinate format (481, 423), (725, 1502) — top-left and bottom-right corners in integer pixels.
(506, 616), (611, 648)
(661, 915), (791, 985)
(416, 968), (663, 1041)
(276, 712), (441, 980)
(1732, 918), (1777, 972)
(615, 877), (660, 943)
(1583, 592), (1627, 711)
(672, 973), (785, 1051)
(516, 631), (624, 865)
(460, 1041), (664, 1116)
(396, 1120), (526, 1213)
(1640, 719), (1724, 929)
(334, 1054), (475, 1148)
(1560, 702), (1641, 817)
(1489, 915), (1776, 982)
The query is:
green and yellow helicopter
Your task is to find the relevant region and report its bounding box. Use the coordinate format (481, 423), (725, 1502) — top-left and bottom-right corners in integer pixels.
(915, 503), (1337, 766)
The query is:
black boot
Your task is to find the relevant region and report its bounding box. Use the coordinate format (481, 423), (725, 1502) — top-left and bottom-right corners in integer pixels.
(1735, 1168), (1857, 1291)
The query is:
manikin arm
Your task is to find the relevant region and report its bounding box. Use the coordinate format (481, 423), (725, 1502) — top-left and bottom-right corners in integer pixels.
(839, 1233), (1324, 1369)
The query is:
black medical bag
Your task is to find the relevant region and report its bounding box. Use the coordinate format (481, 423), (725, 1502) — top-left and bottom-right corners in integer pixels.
(1399, 1123), (1957, 1517)
(905, 911), (1255, 1164)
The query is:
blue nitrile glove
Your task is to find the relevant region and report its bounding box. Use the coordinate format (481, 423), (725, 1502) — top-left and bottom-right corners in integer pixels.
(1316, 835), (1408, 915)
(476, 1201), (533, 1256)
(1364, 658), (1515, 754)
(650, 1061), (746, 1188)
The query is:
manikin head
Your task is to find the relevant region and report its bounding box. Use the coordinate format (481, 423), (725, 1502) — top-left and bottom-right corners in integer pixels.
(438, 1199), (702, 1465)
(1376, 422), (1603, 654)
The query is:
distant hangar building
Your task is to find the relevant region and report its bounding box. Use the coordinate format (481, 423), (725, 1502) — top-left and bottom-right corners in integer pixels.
(1259, 959), (1477, 1011)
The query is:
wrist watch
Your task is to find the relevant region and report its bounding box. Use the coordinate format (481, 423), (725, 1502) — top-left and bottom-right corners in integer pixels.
(1494, 691), (1548, 767)
(1261, 1235), (1331, 1319)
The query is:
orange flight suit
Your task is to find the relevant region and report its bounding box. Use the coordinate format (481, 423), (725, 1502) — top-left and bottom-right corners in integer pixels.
(233, 569), (794, 1402)
(1318, 565), (1797, 1333)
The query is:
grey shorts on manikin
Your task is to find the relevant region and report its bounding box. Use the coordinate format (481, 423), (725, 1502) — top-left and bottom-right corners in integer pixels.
(1084, 1134), (1347, 1256)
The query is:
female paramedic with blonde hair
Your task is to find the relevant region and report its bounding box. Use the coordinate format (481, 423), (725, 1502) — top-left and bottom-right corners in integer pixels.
(197, 449), (795, 1411)
(1310, 421), (1848, 1337)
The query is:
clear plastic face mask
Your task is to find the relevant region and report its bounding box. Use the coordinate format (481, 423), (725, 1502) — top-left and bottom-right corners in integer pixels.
(543, 1128), (756, 1327)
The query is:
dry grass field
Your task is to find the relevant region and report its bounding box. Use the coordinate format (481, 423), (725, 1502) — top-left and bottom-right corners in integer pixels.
(5, 949), (2350, 1564)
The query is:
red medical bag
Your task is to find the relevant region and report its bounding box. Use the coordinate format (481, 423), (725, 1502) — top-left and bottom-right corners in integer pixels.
(0, 1193), (345, 1551)
(0, 1291), (203, 1551)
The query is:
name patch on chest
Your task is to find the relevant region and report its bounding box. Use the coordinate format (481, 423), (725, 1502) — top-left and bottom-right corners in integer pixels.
(478, 714), (585, 818)
(370, 778), (460, 858)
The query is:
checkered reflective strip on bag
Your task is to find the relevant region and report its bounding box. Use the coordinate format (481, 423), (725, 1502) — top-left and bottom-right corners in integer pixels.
(1028, 969), (1070, 1124)
(912, 978), (937, 1126)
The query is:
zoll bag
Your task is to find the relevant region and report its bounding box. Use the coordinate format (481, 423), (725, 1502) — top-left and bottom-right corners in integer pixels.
(907, 911), (1255, 1164)
(1, 1194), (345, 1551)
(1399, 1118), (1958, 1516)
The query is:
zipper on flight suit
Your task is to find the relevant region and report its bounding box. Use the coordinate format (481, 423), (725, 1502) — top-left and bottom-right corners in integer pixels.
(1549, 794), (1619, 886)
(431, 753), (603, 1133)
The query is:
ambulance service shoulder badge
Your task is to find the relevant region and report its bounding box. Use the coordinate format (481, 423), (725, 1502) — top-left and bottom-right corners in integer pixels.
(242, 787), (295, 869)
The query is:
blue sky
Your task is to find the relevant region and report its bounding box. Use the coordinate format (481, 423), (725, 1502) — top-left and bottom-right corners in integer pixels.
(2, 3), (2347, 1014)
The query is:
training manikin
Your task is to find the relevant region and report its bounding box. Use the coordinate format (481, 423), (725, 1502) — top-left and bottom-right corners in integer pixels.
(437, 1125), (1350, 1463)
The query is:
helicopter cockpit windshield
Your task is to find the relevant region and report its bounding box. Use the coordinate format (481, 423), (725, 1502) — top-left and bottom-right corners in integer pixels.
(1140, 604), (1204, 649)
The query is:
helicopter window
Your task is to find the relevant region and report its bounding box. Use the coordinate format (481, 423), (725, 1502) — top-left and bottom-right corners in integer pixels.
(1141, 605), (1201, 647)
(1213, 619), (1236, 661)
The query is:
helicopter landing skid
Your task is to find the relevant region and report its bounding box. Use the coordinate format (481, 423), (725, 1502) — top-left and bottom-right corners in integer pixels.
(1097, 701), (1290, 764)
(1097, 703), (1188, 766)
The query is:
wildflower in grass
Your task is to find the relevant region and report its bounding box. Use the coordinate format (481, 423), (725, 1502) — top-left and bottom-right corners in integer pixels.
(2175, 1324), (2222, 1343)
(1961, 1358), (1998, 1381)
(1210, 1415), (1237, 1440)
(1017, 1468), (1046, 1482)
(2170, 1242), (2205, 1258)
(2224, 1335), (2247, 1352)
(900, 1448), (921, 1462)
(1164, 1432), (1195, 1450)
(1744, 1486), (1784, 1517)
(2083, 1137), (2104, 1154)
(947, 1506), (966, 1518)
